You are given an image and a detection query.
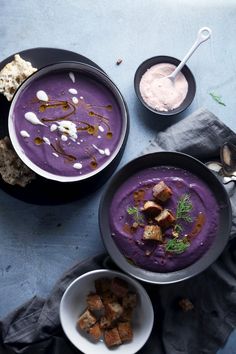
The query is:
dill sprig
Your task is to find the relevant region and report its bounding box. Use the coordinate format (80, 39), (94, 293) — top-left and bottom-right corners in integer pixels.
(127, 206), (144, 223)
(176, 194), (193, 223)
(165, 238), (190, 254)
(209, 92), (226, 106)
(172, 223), (183, 238)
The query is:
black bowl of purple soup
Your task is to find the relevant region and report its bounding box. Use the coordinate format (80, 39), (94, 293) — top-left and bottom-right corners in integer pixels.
(99, 152), (231, 284)
(134, 56), (196, 117)
(8, 62), (128, 183)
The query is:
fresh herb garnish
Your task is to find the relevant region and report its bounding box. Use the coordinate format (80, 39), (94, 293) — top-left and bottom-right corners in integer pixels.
(176, 194), (193, 223)
(209, 92), (226, 106)
(165, 238), (190, 254)
(172, 223), (183, 238)
(127, 206), (144, 223)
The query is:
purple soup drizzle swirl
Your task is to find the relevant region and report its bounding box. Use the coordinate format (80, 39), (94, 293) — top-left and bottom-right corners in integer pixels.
(13, 70), (123, 176)
(109, 166), (220, 272)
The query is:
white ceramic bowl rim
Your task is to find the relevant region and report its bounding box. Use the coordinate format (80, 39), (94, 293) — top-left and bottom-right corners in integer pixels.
(8, 62), (128, 182)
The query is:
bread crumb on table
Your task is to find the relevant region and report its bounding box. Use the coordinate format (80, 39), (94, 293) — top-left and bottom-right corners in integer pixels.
(116, 58), (123, 65)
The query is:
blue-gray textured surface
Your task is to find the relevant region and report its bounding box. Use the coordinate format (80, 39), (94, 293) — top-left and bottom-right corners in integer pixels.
(0, 0), (235, 352)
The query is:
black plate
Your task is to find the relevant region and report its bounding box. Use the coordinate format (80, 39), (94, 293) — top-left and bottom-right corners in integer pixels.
(0, 48), (129, 204)
(99, 152), (232, 284)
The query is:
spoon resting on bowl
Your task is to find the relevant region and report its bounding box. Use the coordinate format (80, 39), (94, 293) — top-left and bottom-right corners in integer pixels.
(139, 27), (211, 113)
(165, 27), (212, 84)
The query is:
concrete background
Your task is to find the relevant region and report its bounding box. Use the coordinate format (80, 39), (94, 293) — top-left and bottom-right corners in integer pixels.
(0, 0), (235, 352)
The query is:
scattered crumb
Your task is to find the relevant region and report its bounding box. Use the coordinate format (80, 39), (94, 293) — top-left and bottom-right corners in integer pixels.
(178, 298), (194, 312)
(116, 58), (123, 65)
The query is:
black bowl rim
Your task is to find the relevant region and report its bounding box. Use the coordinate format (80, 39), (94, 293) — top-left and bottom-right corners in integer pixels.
(134, 55), (196, 117)
(8, 61), (129, 182)
(99, 151), (232, 284)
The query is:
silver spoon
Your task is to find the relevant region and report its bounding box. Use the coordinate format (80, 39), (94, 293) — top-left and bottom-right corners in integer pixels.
(206, 142), (236, 184)
(166, 27), (212, 82)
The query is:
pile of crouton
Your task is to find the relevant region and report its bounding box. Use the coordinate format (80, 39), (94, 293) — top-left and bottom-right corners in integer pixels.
(141, 180), (175, 241)
(77, 277), (137, 348)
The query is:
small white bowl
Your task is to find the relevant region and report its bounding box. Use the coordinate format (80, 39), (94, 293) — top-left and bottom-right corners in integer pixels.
(60, 269), (154, 354)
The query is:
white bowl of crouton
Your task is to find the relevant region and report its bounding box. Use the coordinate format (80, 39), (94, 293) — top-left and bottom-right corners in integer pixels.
(59, 269), (154, 354)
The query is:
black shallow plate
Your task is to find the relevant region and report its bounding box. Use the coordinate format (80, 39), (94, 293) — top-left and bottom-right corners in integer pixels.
(99, 152), (232, 284)
(0, 48), (129, 204)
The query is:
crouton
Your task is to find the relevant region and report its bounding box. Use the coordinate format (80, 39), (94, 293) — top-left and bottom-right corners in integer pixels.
(77, 309), (96, 331)
(142, 200), (163, 218)
(100, 290), (118, 305)
(111, 277), (128, 298)
(117, 321), (133, 342)
(105, 302), (123, 321)
(143, 225), (163, 241)
(87, 293), (104, 311)
(119, 307), (133, 322)
(122, 292), (137, 309)
(104, 327), (122, 347)
(99, 315), (112, 329)
(88, 322), (102, 341)
(155, 209), (176, 229)
(95, 278), (111, 294)
(153, 181), (172, 202)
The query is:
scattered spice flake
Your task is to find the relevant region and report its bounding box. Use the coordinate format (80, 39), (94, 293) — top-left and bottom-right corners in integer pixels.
(209, 92), (226, 106)
(116, 58), (123, 65)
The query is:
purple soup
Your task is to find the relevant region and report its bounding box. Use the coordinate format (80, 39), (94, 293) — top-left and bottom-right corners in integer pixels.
(109, 166), (219, 272)
(12, 70), (123, 176)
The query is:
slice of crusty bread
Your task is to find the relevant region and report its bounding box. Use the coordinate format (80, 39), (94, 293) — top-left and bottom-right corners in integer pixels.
(0, 54), (37, 101)
(0, 136), (36, 187)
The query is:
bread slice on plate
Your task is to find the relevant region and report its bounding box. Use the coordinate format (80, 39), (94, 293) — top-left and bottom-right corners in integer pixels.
(0, 136), (36, 187)
(0, 54), (37, 101)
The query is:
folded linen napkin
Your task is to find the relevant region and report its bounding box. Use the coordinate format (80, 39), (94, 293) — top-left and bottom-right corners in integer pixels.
(1, 108), (236, 354)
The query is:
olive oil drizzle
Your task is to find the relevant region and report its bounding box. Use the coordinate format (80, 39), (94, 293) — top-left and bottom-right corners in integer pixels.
(34, 136), (76, 162)
(51, 141), (77, 162)
(187, 212), (205, 240)
(87, 104), (112, 111)
(30, 95), (115, 169)
(36, 97), (113, 139)
(41, 101), (76, 122)
(85, 147), (98, 170)
(34, 137), (44, 145)
(76, 121), (99, 136)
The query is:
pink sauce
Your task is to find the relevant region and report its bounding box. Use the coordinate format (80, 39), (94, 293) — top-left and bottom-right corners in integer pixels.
(139, 63), (188, 112)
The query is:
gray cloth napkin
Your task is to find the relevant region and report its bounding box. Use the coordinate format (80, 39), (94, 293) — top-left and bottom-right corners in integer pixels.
(1, 108), (236, 354)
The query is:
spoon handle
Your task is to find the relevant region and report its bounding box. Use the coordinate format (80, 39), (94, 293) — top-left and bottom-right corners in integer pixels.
(169, 27), (212, 80)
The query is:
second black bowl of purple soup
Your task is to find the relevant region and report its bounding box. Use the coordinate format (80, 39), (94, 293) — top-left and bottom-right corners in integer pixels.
(134, 55), (196, 117)
(99, 152), (231, 284)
